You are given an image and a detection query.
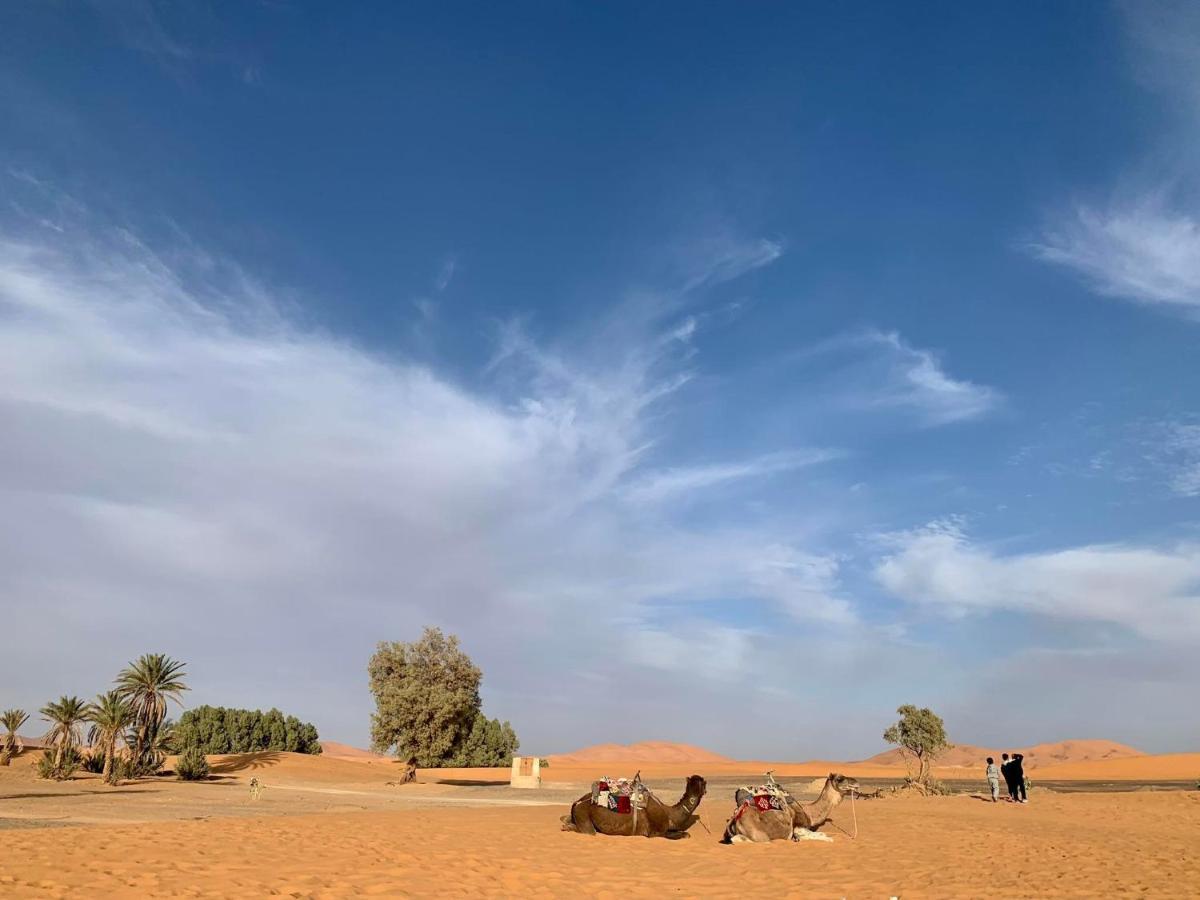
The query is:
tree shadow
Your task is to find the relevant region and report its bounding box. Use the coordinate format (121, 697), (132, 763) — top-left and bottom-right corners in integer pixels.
(0, 790), (161, 800)
(433, 778), (509, 787)
(209, 752), (286, 774)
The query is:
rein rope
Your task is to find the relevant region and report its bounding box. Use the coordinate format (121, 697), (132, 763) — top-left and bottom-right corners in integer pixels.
(828, 787), (859, 840)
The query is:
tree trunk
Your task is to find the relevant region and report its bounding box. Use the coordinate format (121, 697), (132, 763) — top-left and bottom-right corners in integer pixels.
(103, 743), (114, 784)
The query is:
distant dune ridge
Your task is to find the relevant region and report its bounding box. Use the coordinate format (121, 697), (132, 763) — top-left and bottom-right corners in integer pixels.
(318, 741), (390, 762)
(548, 741), (735, 765)
(543, 738), (1145, 771)
(313, 737), (1149, 773)
(860, 738), (1144, 770)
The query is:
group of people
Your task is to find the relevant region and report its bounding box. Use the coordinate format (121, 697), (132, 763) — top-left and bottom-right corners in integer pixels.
(984, 753), (1028, 803)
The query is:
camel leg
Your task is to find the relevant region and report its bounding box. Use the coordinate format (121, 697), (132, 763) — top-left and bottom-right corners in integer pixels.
(569, 800), (597, 835)
(728, 834), (751, 844)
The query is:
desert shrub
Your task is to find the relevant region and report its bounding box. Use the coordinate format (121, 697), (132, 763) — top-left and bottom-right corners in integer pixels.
(36, 747), (82, 781)
(538, 758), (549, 769)
(175, 747), (210, 781)
(369, 627), (520, 767)
(81, 751), (107, 774)
(174, 706), (321, 755)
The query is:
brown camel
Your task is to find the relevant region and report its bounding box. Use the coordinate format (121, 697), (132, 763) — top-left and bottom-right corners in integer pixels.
(561, 774), (707, 839)
(722, 773), (858, 843)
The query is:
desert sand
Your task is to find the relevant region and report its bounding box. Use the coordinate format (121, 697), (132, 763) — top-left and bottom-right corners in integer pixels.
(3, 746), (1199, 898)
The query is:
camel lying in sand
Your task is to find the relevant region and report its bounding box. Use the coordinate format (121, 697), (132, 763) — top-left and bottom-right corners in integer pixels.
(722, 773), (858, 844)
(561, 774), (707, 839)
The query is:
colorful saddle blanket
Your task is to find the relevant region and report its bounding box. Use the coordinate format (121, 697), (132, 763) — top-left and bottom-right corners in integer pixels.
(591, 776), (648, 813)
(733, 781), (792, 818)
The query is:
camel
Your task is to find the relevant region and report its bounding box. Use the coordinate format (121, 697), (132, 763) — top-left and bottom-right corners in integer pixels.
(561, 774), (707, 839)
(722, 773), (859, 844)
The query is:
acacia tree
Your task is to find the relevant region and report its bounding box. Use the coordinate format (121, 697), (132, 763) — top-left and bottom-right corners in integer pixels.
(883, 704), (951, 791)
(369, 627), (518, 767)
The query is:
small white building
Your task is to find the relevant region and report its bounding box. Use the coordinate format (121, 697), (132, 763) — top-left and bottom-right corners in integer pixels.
(510, 755), (541, 789)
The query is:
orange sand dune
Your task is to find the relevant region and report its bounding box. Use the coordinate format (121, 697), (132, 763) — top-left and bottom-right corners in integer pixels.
(1034, 752), (1200, 781)
(317, 741), (390, 763)
(201, 751), (401, 784)
(862, 738), (1143, 770)
(549, 740), (734, 765)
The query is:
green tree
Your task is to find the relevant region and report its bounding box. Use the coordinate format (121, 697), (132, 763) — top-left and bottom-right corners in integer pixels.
(370, 627), (508, 767)
(883, 704), (952, 790)
(86, 692), (134, 785)
(1, 708), (29, 765)
(40, 695), (89, 771)
(173, 706), (322, 755)
(449, 712), (520, 767)
(115, 653), (188, 774)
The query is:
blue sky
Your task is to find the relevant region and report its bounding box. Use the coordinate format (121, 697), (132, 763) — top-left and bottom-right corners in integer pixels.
(1, 1), (1198, 758)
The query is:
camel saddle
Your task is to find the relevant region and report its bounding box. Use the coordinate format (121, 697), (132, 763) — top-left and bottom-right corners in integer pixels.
(590, 775), (649, 814)
(732, 777), (792, 819)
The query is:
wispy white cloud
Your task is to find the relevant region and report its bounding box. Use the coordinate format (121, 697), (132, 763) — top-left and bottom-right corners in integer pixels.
(1030, 4), (1200, 313)
(677, 232), (783, 293)
(1031, 202), (1200, 310)
(874, 520), (1200, 641)
(0, 210), (852, 750)
(1151, 420), (1200, 496)
(803, 331), (1002, 426)
(622, 449), (841, 505)
(434, 254), (458, 293)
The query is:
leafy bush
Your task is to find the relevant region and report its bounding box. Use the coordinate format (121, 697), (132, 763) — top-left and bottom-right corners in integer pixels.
(447, 712), (520, 767)
(36, 747), (82, 781)
(174, 706), (321, 755)
(175, 747), (210, 781)
(81, 751), (107, 774)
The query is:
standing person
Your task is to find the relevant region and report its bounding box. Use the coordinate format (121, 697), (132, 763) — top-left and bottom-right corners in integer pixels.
(1000, 753), (1017, 801)
(985, 757), (1001, 802)
(1011, 753), (1028, 803)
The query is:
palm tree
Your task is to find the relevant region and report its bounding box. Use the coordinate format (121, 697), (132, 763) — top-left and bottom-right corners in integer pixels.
(40, 696), (88, 768)
(115, 653), (188, 770)
(87, 692), (132, 784)
(1, 708), (29, 765)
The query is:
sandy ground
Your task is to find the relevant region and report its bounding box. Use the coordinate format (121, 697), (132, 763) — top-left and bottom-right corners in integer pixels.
(2, 751), (1198, 898)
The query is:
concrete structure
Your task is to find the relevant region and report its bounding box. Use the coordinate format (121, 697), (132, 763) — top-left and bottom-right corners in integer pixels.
(510, 755), (542, 789)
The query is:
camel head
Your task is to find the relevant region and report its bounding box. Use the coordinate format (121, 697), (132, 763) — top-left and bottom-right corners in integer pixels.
(826, 772), (859, 795)
(685, 774), (708, 800)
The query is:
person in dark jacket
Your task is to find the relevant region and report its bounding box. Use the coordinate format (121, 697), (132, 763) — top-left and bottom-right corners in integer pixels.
(1011, 753), (1027, 803)
(1000, 752), (1016, 801)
